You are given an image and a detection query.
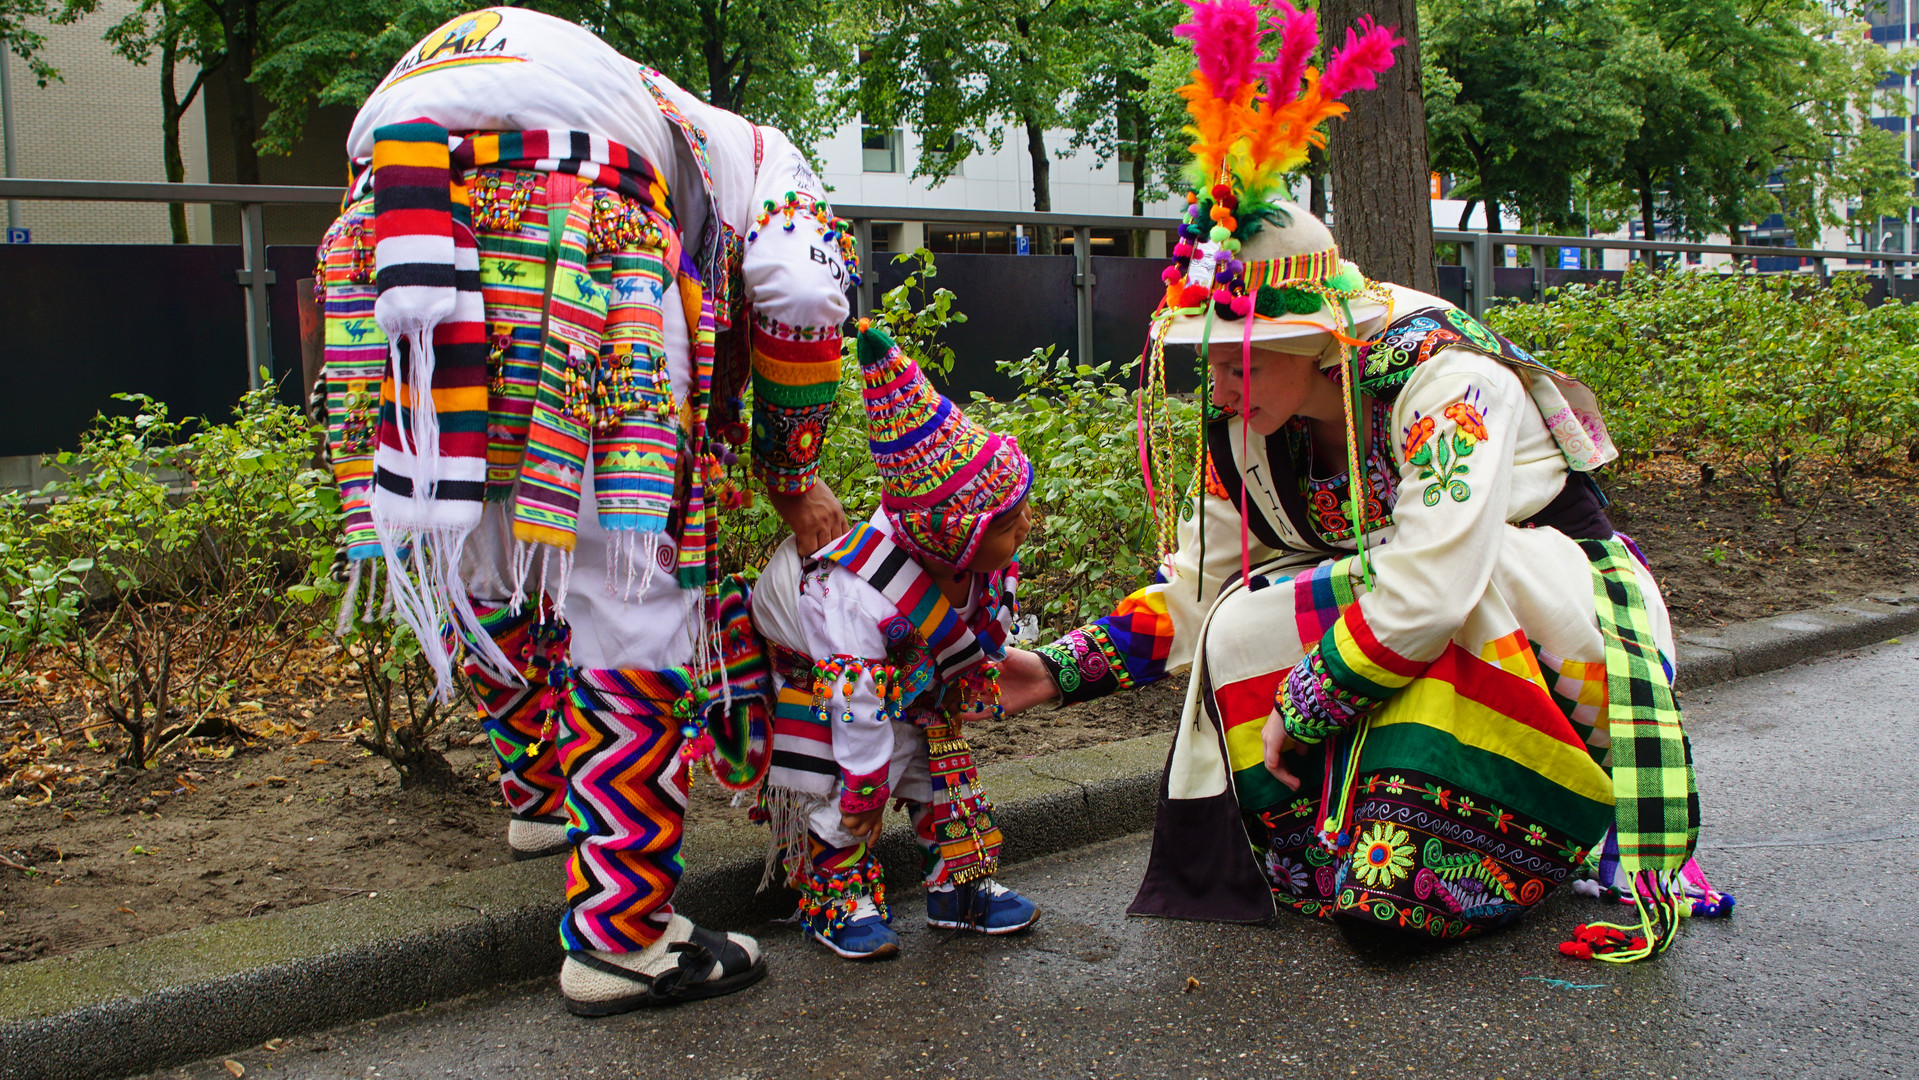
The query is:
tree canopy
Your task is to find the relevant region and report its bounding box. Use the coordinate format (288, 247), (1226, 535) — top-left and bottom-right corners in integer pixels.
(856, 0), (1183, 217)
(1423, 0), (1912, 245)
(252, 0), (859, 157)
(2, 0), (95, 86)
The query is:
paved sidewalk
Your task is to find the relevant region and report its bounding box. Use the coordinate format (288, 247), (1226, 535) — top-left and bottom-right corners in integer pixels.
(4, 589), (1916, 1080)
(134, 635), (1919, 1080)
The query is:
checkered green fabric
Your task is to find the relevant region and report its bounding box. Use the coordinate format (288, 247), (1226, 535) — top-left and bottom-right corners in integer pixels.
(1580, 539), (1700, 871)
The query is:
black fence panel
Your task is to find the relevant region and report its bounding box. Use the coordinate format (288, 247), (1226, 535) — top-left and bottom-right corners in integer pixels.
(1544, 268), (1623, 291)
(1858, 276), (1919, 306)
(1091, 256), (1178, 388)
(268, 244), (321, 408)
(1435, 265), (1466, 308)
(0, 244), (250, 457)
(872, 254), (1077, 400)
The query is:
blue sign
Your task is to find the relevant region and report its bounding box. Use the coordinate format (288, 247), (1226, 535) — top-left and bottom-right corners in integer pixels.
(1558, 246), (1582, 270)
(5, 227), (27, 244)
(1016, 233), (1030, 256)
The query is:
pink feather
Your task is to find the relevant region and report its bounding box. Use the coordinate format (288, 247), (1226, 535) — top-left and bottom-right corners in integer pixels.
(1174, 0), (1267, 98)
(1258, 0), (1318, 109)
(1319, 15), (1404, 100)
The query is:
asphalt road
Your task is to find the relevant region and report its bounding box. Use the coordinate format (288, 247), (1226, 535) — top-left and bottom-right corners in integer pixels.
(141, 637), (1918, 1080)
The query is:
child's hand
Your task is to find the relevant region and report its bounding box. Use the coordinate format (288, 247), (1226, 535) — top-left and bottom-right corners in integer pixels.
(841, 807), (885, 848)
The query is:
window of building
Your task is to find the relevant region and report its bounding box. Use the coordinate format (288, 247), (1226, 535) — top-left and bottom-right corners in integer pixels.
(919, 130), (962, 175)
(926, 225), (1015, 254)
(862, 127), (902, 173)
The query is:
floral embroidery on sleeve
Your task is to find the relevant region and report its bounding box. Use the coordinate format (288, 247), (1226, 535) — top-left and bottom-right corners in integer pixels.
(1403, 387), (1488, 506)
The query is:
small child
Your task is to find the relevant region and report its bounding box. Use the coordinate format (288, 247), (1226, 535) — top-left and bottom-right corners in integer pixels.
(752, 323), (1041, 959)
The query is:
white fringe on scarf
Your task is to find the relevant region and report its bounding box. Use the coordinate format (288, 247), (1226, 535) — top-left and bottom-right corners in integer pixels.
(758, 785), (829, 892)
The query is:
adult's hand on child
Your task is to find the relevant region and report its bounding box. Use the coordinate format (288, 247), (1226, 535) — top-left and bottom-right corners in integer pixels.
(995, 649), (1059, 715)
(841, 807), (885, 848)
(767, 480), (848, 554)
(1262, 708), (1302, 791)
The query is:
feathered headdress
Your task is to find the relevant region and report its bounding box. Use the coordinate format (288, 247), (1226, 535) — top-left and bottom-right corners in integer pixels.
(1162, 0), (1403, 320)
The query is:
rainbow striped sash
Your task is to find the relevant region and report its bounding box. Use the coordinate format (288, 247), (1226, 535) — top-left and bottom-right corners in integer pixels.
(816, 524), (1015, 698)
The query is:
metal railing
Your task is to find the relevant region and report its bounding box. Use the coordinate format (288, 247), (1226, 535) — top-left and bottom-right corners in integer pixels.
(1435, 229), (1919, 319)
(836, 204), (1182, 371)
(7, 179), (1918, 374)
(0, 178), (344, 390)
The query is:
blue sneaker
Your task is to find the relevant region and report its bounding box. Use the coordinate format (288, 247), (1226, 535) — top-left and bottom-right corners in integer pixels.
(807, 895), (900, 960)
(925, 879), (1040, 934)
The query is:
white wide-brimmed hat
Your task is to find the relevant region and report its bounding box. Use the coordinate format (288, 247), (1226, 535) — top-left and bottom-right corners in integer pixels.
(1156, 198), (1389, 356)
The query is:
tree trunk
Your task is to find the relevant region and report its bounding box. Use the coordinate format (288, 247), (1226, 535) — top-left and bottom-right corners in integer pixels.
(160, 36), (208, 244)
(1307, 144), (1327, 220)
(217, 0), (260, 185)
(1122, 87), (1146, 255)
(697, 0), (737, 110)
(1485, 192), (1503, 267)
(1024, 116), (1052, 251)
(1320, 0), (1435, 293)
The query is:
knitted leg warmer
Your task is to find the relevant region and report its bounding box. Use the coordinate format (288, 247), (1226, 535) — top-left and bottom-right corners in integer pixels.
(466, 601), (568, 824)
(557, 665), (693, 953)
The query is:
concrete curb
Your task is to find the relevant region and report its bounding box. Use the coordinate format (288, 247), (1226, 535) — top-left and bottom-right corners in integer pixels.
(3, 588), (1915, 1080)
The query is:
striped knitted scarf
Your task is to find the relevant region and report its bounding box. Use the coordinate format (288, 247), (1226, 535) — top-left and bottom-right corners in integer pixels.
(367, 119), (505, 695)
(363, 121), (696, 693)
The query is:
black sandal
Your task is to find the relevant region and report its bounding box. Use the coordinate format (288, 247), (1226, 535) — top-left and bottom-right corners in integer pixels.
(563, 927), (767, 1017)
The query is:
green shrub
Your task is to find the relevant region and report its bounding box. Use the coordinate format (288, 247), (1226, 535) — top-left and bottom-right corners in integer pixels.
(1489, 266), (1919, 501)
(970, 351), (1198, 633)
(0, 389), (339, 766)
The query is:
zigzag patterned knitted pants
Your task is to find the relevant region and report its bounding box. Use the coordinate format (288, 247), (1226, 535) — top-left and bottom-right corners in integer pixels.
(558, 665), (692, 953)
(465, 602), (569, 825)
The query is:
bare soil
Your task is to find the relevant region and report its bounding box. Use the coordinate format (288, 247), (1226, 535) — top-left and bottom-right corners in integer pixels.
(1602, 456), (1919, 626)
(3, 455), (1913, 966)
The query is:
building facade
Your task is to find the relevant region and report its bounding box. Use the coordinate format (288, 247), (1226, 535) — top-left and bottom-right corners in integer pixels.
(1, 0), (214, 244)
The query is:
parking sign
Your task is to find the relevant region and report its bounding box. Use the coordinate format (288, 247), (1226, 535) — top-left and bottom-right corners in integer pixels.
(1558, 246), (1581, 269)
(5, 227), (27, 244)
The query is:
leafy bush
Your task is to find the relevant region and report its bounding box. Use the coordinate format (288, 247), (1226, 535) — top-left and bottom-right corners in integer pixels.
(0, 390), (339, 766)
(970, 351), (1198, 632)
(333, 610), (459, 789)
(1489, 266), (1919, 501)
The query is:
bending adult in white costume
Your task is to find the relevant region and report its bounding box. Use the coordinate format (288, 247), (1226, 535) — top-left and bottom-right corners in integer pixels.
(317, 8), (853, 1013)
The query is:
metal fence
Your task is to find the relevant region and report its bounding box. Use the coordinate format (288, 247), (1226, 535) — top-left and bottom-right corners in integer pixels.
(5, 178), (1919, 454)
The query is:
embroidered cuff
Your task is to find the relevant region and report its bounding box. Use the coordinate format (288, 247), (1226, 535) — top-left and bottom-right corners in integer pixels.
(1034, 626), (1130, 706)
(1277, 649), (1386, 745)
(750, 322), (841, 497)
(839, 768), (890, 815)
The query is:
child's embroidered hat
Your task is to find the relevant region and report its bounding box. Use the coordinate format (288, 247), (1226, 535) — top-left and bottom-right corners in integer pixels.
(856, 323), (1032, 569)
